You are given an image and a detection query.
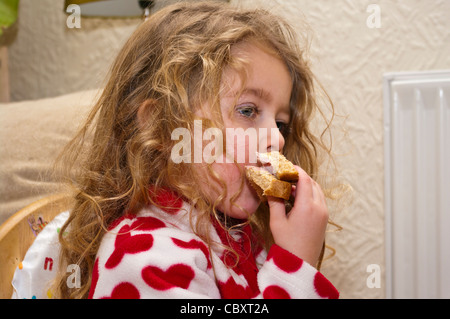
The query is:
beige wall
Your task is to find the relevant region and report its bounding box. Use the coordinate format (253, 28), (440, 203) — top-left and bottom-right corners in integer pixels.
(8, 0), (450, 298)
(9, 0), (140, 101)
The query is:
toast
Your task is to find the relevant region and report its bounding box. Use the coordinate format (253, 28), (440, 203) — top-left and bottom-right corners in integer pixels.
(256, 151), (299, 182)
(245, 151), (299, 201)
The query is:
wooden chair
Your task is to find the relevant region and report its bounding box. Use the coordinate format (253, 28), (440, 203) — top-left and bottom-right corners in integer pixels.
(0, 194), (73, 299)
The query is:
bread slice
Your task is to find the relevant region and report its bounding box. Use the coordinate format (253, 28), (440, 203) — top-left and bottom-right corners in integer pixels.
(245, 166), (292, 201)
(256, 151), (299, 182)
(245, 151), (298, 201)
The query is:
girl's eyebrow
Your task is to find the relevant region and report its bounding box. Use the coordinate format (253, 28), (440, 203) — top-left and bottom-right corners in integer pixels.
(224, 87), (271, 101)
(238, 87), (273, 103)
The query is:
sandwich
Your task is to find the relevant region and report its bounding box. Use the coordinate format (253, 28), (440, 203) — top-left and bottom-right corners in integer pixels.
(245, 151), (299, 201)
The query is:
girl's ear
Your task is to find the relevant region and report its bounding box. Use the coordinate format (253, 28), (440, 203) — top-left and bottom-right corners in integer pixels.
(137, 99), (158, 128)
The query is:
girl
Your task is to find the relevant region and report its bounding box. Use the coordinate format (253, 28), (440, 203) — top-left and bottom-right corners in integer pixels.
(53, 1), (340, 299)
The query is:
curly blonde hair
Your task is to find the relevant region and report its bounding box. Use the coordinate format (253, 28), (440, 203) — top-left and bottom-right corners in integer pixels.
(52, 1), (340, 299)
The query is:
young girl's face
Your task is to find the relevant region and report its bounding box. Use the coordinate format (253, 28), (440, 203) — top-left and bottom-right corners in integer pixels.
(199, 41), (293, 220)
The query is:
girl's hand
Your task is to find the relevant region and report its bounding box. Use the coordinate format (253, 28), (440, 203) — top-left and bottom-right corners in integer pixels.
(267, 165), (328, 267)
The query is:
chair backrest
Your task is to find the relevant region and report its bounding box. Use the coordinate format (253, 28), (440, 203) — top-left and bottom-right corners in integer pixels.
(0, 194), (73, 299)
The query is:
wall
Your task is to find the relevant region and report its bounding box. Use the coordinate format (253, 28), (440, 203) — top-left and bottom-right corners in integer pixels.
(8, 0), (140, 101)
(7, 0), (450, 298)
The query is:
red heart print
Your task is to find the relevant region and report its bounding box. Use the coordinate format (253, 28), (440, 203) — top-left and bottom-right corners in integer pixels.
(105, 217), (165, 269)
(101, 282), (140, 299)
(141, 264), (195, 291)
(314, 272), (339, 299)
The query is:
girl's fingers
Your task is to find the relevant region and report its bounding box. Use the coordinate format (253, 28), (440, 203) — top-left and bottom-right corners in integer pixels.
(312, 180), (326, 205)
(291, 184), (297, 198)
(267, 196), (287, 230)
(293, 165), (313, 207)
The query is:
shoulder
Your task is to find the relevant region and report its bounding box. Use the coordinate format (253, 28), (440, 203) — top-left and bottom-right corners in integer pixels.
(89, 203), (216, 298)
(99, 202), (211, 268)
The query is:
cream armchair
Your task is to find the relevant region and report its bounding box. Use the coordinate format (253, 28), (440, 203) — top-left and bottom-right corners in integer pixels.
(0, 89), (99, 225)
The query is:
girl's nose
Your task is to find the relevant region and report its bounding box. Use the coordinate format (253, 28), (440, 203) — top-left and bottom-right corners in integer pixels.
(259, 122), (285, 153)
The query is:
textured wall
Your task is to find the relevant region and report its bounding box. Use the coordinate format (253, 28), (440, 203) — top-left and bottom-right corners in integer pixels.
(7, 0), (450, 298)
(9, 0), (140, 101)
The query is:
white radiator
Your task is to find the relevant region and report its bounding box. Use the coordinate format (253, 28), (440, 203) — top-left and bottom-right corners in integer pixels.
(384, 70), (450, 299)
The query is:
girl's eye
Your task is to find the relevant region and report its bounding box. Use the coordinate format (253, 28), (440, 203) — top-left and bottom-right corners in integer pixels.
(236, 104), (258, 119)
(276, 121), (291, 137)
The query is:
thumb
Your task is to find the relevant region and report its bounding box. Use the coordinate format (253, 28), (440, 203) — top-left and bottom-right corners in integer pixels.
(267, 197), (286, 230)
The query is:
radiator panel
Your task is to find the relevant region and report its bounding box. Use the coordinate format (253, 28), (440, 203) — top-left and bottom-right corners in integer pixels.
(384, 71), (450, 299)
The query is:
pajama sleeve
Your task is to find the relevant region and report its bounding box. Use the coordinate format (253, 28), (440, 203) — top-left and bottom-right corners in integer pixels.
(257, 244), (339, 299)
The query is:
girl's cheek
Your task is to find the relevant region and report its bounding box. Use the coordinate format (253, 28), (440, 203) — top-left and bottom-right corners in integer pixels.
(224, 129), (258, 165)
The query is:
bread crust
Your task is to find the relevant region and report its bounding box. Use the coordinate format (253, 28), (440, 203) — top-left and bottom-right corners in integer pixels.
(245, 166), (292, 201)
(245, 152), (298, 201)
(256, 151), (299, 182)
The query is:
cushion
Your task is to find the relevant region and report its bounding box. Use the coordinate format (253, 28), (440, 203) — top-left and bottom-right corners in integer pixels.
(11, 211), (70, 299)
(0, 89), (100, 225)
